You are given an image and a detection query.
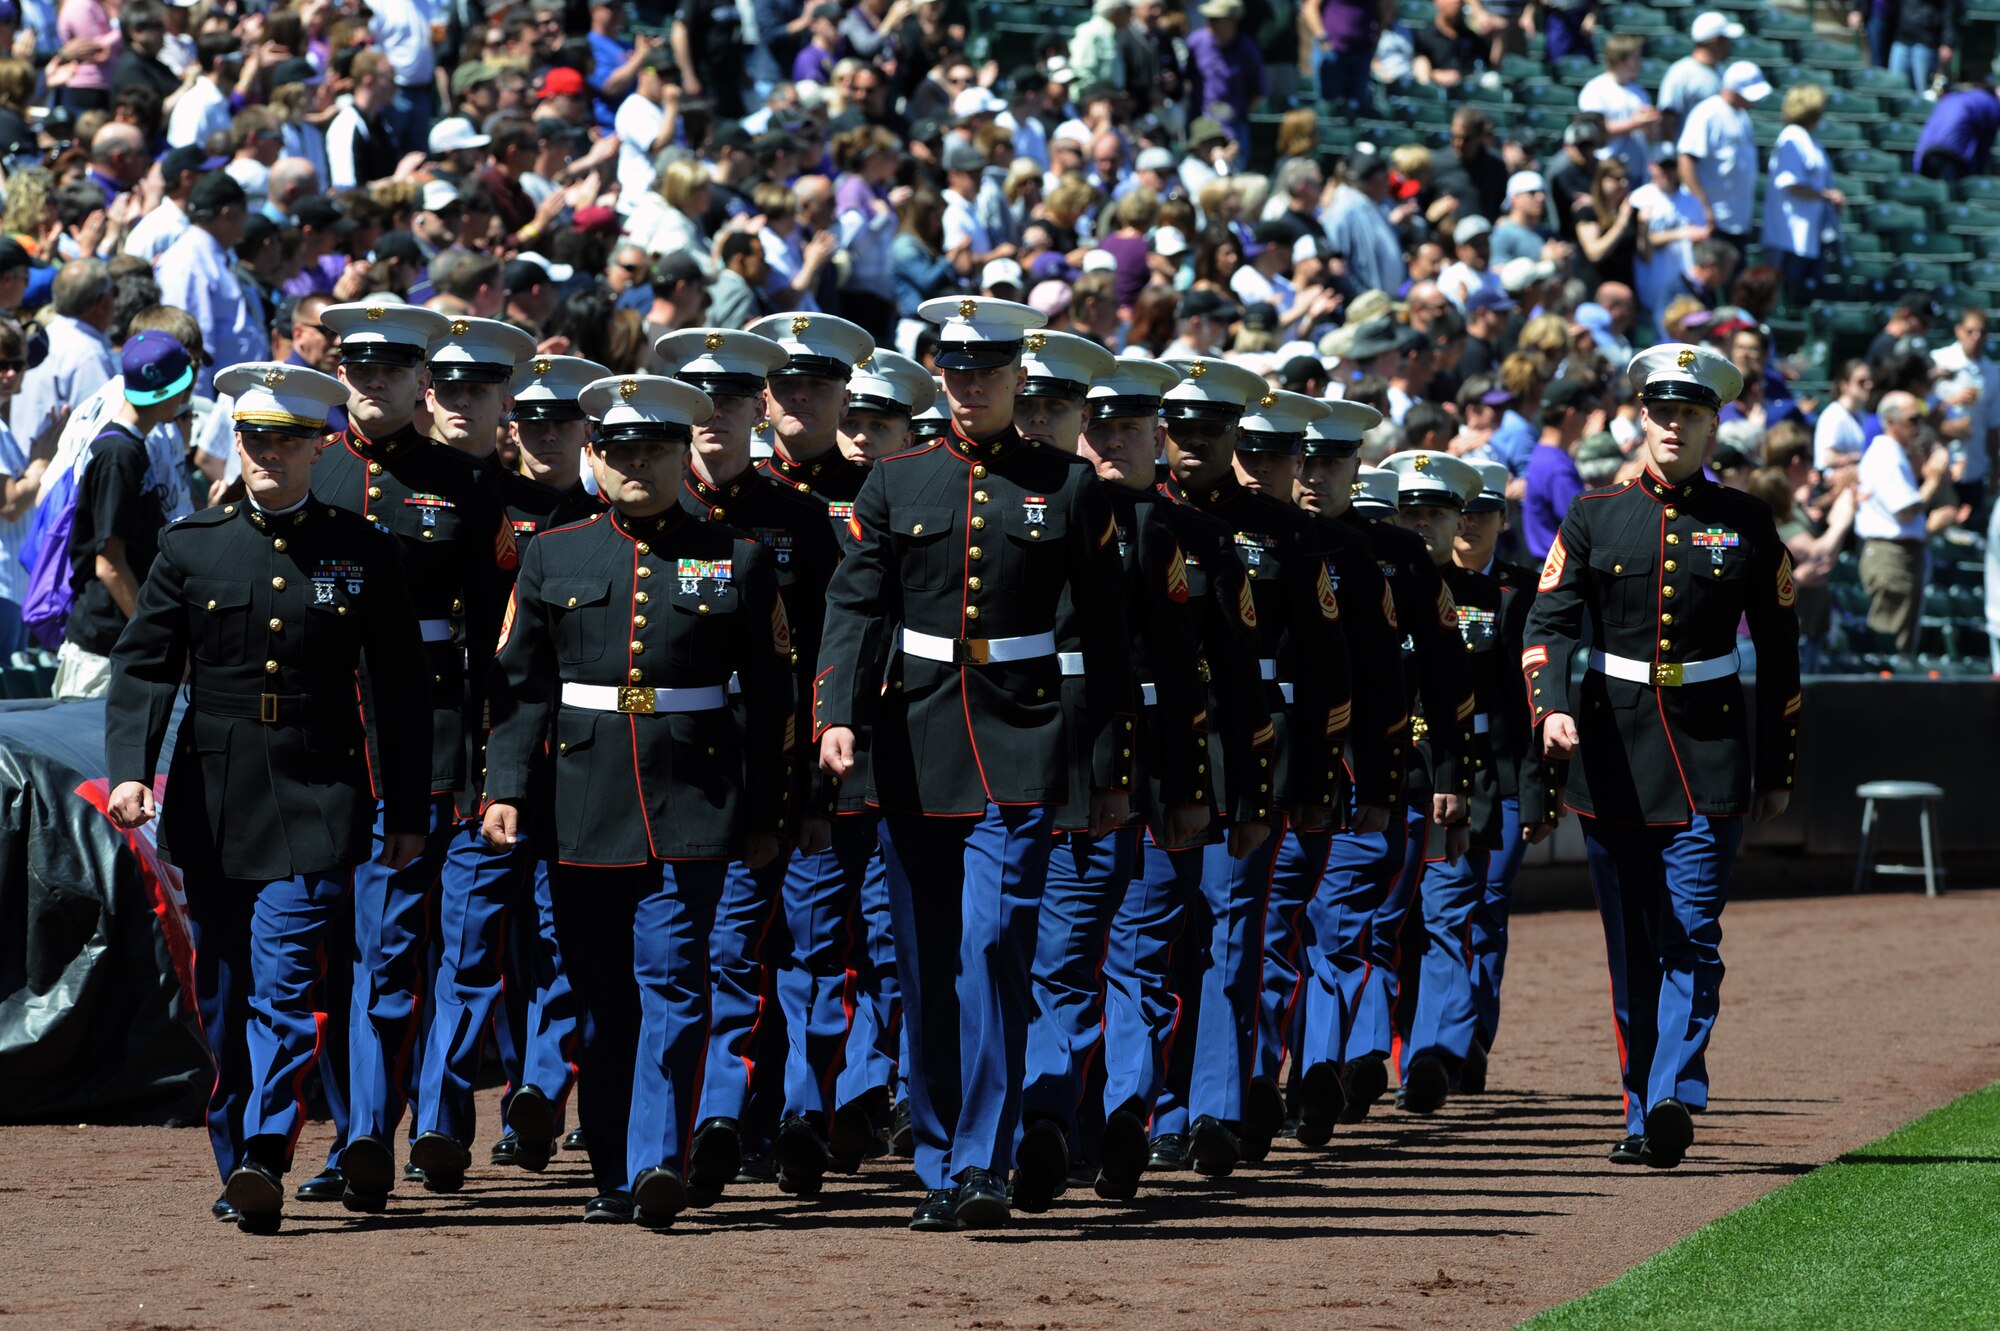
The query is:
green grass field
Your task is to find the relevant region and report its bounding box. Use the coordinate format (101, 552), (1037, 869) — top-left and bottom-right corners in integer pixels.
(1524, 1083), (2000, 1331)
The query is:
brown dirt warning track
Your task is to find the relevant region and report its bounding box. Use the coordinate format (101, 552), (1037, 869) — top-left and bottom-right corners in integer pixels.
(3, 888), (1998, 1330)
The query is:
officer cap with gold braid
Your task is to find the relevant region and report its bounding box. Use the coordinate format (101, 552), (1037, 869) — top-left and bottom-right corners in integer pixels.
(745, 312), (875, 381)
(322, 300), (452, 367)
(918, 295), (1047, 371)
(1383, 449), (1483, 510)
(847, 348), (937, 418)
(579, 373), (714, 444)
(655, 327), (789, 398)
(1627, 342), (1744, 411)
(214, 361), (349, 437)
(427, 315), (538, 384)
(1020, 328), (1118, 400)
(509, 354), (612, 422)
(1238, 387), (1332, 455)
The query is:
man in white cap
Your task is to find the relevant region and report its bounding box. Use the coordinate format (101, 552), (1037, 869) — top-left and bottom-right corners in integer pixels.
(1146, 353), (1347, 1179)
(1072, 357), (1270, 1203)
(840, 349), (936, 465)
(1380, 450), (1557, 1117)
(408, 353), (605, 1186)
(816, 295), (1133, 1231)
(1658, 12), (1742, 133)
(1677, 60), (1769, 259)
(659, 324), (854, 1201)
(1229, 388), (1409, 1157)
(1525, 343), (1799, 1169)
(304, 300), (517, 1214)
(105, 360), (429, 1233)
(1439, 214), (1504, 312)
(1490, 171), (1558, 269)
(481, 372), (796, 1227)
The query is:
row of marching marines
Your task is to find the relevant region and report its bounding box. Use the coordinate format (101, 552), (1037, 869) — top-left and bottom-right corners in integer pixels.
(101, 292), (1801, 1234)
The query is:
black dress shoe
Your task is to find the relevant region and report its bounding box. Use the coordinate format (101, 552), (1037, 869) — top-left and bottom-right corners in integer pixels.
(293, 1168), (346, 1203)
(889, 1099), (914, 1158)
(212, 1193), (240, 1222)
(582, 1192), (634, 1224)
(402, 1161), (426, 1186)
(1296, 1062), (1345, 1148)
(1010, 1118), (1068, 1214)
(1339, 1055), (1389, 1123)
(687, 1118), (741, 1208)
(1095, 1108), (1149, 1202)
(340, 1136), (395, 1213)
(1641, 1098), (1694, 1169)
(1608, 1134), (1647, 1165)
(491, 1134), (553, 1172)
(1241, 1076), (1284, 1163)
(773, 1114), (829, 1198)
(410, 1133), (470, 1193)
(1146, 1132), (1191, 1171)
(225, 1161), (285, 1233)
(734, 1147), (776, 1184)
(1188, 1116), (1241, 1178)
(632, 1165), (688, 1228)
(1459, 1037), (1490, 1095)
(563, 1127), (588, 1153)
(909, 1188), (962, 1232)
(1400, 1054), (1449, 1116)
(952, 1168), (1010, 1228)
(828, 1086), (889, 1171)
(505, 1084), (559, 1156)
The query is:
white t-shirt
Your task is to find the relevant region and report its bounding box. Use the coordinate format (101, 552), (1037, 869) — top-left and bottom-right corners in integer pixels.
(1677, 95), (1758, 235)
(1855, 434), (1924, 541)
(1813, 399), (1866, 470)
(122, 196), (189, 262)
(1656, 56), (1721, 117)
(1760, 124), (1833, 260)
(614, 92), (667, 203)
(1630, 181), (1705, 321)
(1578, 73), (1654, 183)
(1932, 343), (2000, 484)
(942, 188), (991, 257)
(0, 417), (30, 602)
(367, 0), (435, 86)
(166, 77), (231, 151)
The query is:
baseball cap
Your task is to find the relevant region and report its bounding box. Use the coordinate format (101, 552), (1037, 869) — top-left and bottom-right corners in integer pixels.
(1028, 279), (1073, 318)
(1152, 225), (1189, 257)
(187, 170), (246, 217)
(1464, 286), (1517, 314)
(952, 86), (1006, 119)
(420, 180), (461, 214)
(1135, 147), (1175, 173)
(1177, 289), (1239, 322)
(537, 66), (587, 100)
(373, 230), (424, 267)
(429, 117), (492, 154)
(450, 60), (499, 99)
(293, 194), (357, 234)
(1346, 145), (1388, 179)
(981, 257), (1025, 291)
(1572, 302), (1616, 338)
(122, 330), (194, 407)
(0, 238), (28, 275)
(1186, 117), (1230, 148)
(710, 121), (754, 153)
(1543, 376), (1601, 413)
(159, 144), (214, 182)
(571, 205), (620, 236)
(512, 249), (577, 283)
(1722, 60), (1771, 102)
(1690, 10), (1745, 43)
(1453, 215), (1493, 245)
(1504, 171), (1547, 206)
(268, 56), (321, 88)
(942, 141), (986, 174)
(1080, 249), (1119, 274)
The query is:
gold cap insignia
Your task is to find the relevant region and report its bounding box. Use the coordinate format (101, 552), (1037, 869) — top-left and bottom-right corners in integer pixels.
(755, 418), (771, 432)
(1188, 362), (1206, 378)
(704, 332), (725, 351)
(619, 379), (638, 400)
(1350, 481), (1365, 496)
(1259, 390), (1276, 407)
(854, 350), (873, 369)
(533, 357), (551, 376)
(262, 367), (286, 387)
(1025, 332), (1048, 352)
(1413, 454), (1430, 471)
(365, 306), (384, 321)
(451, 319), (471, 336)
(1676, 348), (1697, 370)
(791, 315), (812, 335)
(958, 299), (978, 318)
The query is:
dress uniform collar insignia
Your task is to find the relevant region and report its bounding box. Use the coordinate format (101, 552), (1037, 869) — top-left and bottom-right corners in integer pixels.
(1642, 466), (1704, 503)
(612, 507), (684, 541)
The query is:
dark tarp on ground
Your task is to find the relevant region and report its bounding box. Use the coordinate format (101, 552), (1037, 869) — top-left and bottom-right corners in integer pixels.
(0, 697), (206, 1123)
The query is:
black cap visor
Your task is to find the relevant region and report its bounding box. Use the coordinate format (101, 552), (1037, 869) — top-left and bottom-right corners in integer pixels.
(933, 340), (1023, 372)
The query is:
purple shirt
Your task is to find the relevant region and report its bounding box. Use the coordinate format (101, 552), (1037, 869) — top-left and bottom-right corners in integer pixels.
(1522, 440), (1584, 561)
(792, 43), (834, 86)
(1319, 0), (1377, 52)
(1097, 233), (1151, 308)
(1914, 87), (2000, 174)
(280, 253), (348, 300)
(1187, 27), (1265, 124)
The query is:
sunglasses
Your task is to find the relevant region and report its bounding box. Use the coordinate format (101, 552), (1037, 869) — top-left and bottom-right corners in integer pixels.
(0, 358), (22, 371)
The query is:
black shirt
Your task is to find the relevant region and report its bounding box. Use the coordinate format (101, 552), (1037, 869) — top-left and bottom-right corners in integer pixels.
(1412, 20), (1482, 80)
(1570, 199), (1638, 291)
(1542, 150), (1596, 241)
(67, 424), (164, 656)
(113, 50), (181, 103)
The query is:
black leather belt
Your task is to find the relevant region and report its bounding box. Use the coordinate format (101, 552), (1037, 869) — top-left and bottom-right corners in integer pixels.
(193, 688), (337, 724)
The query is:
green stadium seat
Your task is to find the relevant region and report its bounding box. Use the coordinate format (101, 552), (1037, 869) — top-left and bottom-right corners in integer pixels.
(1799, 36), (1866, 70)
(1822, 88), (1880, 118)
(1877, 120), (1922, 153)
(1603, 4), (1671, 34)
(1878, 175), (1951, 210)
(1957, 177), (2000, 204)
(1500, 54), (1544, 83)
(1730, 35), (1786, 63)
(1815, 120), (1866, 150)
(1554, 55), (1598, 85)
(1844, 66), (1910, 94)
(1889, 260), (1956, 291)
(1864, 201), (1929, 234)
(1904, 230), (1974, 264)
(1648, 33), (1694, 61)
(1397, 0), (1429, 21)
(1523, 81), (1582, 108)
(1841, 226), (1884, 254)
(1960, 259), (2000, 292)
(1754, 8), (1812, 37)
(1462, 82), (1515, 108)
(1838, 147), (1902, 178)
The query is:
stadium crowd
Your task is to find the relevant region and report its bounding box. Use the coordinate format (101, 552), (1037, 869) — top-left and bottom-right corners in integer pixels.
(0, 0), (1990, 679)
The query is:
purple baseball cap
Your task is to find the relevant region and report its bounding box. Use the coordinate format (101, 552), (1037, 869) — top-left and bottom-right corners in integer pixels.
(122, 331), (194, 407)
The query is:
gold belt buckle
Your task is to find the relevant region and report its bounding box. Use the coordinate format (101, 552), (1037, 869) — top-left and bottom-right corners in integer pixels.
(259, 692), (279, 723)
(1410, 715), (1429, 740)
(956, 637), (991, 666)
(1653, 661), (1684, 687)
(618, 687), (656, 714)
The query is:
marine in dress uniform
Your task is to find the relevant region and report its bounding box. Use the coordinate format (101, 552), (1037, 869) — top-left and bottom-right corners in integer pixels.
(1523, 345), (1801, 1168)
(1148, 356), (1349, 1178)
(814, 297), (1134, 1231)
(1458, 458), (1548, 1086)
(1079, 357), (1275, 1202)
(412, 351), (603, 1185)
(1230, 390), (1405, 1158)
(912, 376), (950, 449)
(1013, 330), (1180, 1210)
(481, 374), (796, 1226)
(748, 312), (876, 544)
(839, 349), (936, 465)
(660, 325), (853, 1199)
(303, 300), (515, 1212)
(103, 361), (430, 1233)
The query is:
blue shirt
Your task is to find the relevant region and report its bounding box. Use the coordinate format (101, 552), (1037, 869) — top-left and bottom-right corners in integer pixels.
(587, 29), (630, 132)
(1488, 409), (1539, 478)
(1914, 88), (2000, 174)
(156, 226), (270, 398)
(1521, 440), (1583, 561)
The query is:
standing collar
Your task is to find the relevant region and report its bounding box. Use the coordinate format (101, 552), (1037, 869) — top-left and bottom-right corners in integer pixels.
(1163, 471), (1241, 510)
(1640, 465), (1706, 503)
(610, 506), (687, 541)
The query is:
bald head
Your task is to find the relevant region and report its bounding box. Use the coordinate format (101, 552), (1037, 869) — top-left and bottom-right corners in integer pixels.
(1878, 391), (1924, 425)
(90, 122), (147, 186)
(268, 157), (319, 208)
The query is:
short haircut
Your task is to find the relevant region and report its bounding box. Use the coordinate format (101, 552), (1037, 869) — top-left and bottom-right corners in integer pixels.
(1403, 400), (1455, 445)
(432, 250), (504, 300)
(1692, 238), (1734, 272)
(489, 119), (534, 159)
(128, 303), (206, 364)
(55, 181), (107, 229)
(718, 229), (759, 264)
(195, 31), (239, 75)
(1603, 34), (1644, 66)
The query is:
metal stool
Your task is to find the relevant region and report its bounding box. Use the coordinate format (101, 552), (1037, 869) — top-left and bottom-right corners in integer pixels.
(1852, 781), (1946, 897)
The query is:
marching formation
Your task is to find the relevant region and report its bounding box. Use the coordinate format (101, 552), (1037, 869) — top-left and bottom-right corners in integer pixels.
(98, 292), (1800, 1236)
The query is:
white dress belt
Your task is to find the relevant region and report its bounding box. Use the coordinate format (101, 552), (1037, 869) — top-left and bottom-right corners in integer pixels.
(1279, 682), (1295, 703)
(1589, 648), (1740, 687)
(901, 627), (1058, 665)
(561, 682), (729, 713)
(1058, 652), (1084, 675)
(1258, 658), (1278, 680)
(1141, 682), (1157, 705)
(1472, 712), (1490, 734)
(418, 619), (453, 642)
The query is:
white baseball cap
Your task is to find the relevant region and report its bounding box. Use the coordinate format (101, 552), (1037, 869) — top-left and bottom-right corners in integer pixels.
(1504, 170), (1547, 207)
(981, 257), (1026, 291)
(1152, 225), (1189, 257)
(1722, 60), (1772, 102)
(1690, 11), (1745, 43)
(428, 116), (491, 154)
(952, 86), (1006, 120)
(1080, 250), (1119, 274)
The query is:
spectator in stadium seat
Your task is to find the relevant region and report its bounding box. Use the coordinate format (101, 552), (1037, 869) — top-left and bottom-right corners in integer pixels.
(1578, 35), (1660, 185)
(1323, 146), (1406, 296)
(1491, 171), (1557, 268)
(1658, 10), (1740, 134)
(1814, 358), (1874, 471)
(1187, 0), (1266, 144)
(1930, 306), (1999, 515)
(1522, 375), (1597, 560)
(1303, 0), (1379, 114)
(1571, 159), (1645, 294)
(1886, 0), (1961, 96)
(1439, 107), (1507, 221)
(1759, 84), (1844, 310)
(1411, 0), (1486, 88)
(1541, 115), (1605, 240)
(1913, 79), (2000, 182)
(1678, 60), (1767, 260)
(1664, 238), (1736, 319)
(1867, 301), (1934, 367)
(1856, 392), (1951, 653)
